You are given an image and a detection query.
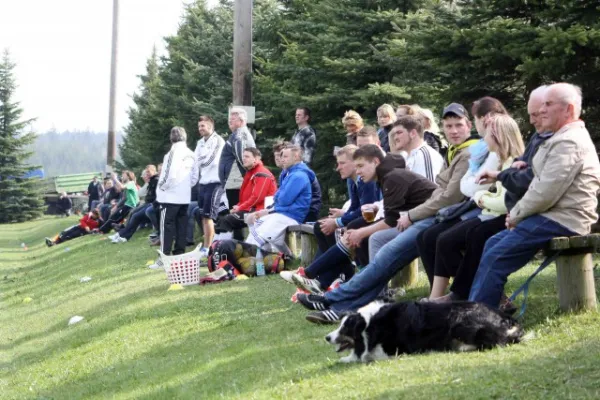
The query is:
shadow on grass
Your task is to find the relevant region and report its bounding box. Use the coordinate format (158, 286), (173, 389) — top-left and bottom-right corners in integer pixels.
(362, 339), (600, 399)
(36, 331), (600, 399)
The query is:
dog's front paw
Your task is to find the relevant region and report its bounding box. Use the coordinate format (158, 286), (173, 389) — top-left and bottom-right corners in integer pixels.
(339, 353), (359, 363)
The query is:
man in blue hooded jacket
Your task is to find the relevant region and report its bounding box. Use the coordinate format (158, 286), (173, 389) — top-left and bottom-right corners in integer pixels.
(246, 145), (314, 254)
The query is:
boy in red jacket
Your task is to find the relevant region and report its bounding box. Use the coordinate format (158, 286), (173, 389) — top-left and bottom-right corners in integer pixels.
(45, 209), (102, 247)
(214, 148), (277, 240)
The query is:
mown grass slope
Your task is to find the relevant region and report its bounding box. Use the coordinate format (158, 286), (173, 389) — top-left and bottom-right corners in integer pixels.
(1, 216), (599, 399)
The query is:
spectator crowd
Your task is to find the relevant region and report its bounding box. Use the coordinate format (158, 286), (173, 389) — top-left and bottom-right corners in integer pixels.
(46, 83), (600, 321)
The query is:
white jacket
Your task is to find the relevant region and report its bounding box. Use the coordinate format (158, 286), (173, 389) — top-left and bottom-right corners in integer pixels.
(195, 131), (225, 185)
(157, 142), (199, 204)
(460, 152), (500, 198)
(405, 143), (445, 183)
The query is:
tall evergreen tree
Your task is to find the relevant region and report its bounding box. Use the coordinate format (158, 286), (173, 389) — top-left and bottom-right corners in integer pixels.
(254, 0), (426, 206)
(0, 49), (44, 223)
(118, 47), (171, 173)
(384, 0), (600, 140)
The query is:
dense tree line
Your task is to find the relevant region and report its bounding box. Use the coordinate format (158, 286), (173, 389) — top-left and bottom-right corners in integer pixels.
(120, 0), (600, 209)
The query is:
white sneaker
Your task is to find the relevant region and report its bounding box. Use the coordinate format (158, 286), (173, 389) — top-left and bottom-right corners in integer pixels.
(108, 233), (119, 241)
(112, 236), (127, 244)
(148, 259), (164, 270)
(291, 274), (324, 295)
(279, 270), (297, 284)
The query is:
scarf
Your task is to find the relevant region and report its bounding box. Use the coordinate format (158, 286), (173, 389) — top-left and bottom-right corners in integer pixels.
(447, 137), (480, 164)
(468, 139), (490, 173)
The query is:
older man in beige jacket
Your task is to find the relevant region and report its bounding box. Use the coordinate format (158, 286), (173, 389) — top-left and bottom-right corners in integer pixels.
(469, 83), (600, 308)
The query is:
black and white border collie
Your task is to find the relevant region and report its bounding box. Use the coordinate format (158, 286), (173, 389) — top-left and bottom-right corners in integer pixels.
(325, 300), (523, 363)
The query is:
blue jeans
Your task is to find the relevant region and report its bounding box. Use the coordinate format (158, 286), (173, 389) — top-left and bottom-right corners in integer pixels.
(468, 215), (576, 307)
(324, 217), (435, 312)
(368, 227), (399, 262)
(146, 204), (159, 231)
(187, 201), (199, 243)
(118, 203), (151, 240)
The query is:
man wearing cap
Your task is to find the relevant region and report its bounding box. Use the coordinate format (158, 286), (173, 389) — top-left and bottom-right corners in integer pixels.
(296, 102), (478, 323)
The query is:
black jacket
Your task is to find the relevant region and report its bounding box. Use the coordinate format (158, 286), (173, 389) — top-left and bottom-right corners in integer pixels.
(376, 154), (437, 227)
(58, 196), (72, 210)
(497, 131), (552, 211)
(87, 181), (104, 200)
(145, 175), (159, 204)
(101, 187), (120, 205)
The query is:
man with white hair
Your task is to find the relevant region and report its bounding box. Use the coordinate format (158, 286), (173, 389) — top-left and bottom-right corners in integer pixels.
(149, 127), (199, 269)
(219, 107), (256, 184)
(469, 83), (600, 308)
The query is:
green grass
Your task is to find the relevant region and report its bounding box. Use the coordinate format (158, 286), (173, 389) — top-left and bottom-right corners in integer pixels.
(1, 217), (600, 399)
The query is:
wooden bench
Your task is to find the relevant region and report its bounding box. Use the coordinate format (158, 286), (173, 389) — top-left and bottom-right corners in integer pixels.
(547, 234), (599, 312)
(286, 224), (318, 265)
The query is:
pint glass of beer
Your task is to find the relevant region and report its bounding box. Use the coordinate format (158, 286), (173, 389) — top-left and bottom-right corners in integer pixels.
(361, 205), (375, 222)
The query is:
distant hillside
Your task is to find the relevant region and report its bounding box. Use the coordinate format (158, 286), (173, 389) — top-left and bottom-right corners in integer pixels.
(28, 130), (123, 177)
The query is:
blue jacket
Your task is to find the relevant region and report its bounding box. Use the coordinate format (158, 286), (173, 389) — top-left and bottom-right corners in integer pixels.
(274, 162), (313, 222)
(279, 163), (321, 222)
(338, 177), (381, 226)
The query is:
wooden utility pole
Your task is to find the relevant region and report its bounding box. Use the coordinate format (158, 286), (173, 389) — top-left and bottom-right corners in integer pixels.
(106, 0), (119, 171)
(233, 0), (252, 106)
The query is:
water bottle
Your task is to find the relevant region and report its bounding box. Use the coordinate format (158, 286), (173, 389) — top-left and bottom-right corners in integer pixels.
(255, 248), (265, 276)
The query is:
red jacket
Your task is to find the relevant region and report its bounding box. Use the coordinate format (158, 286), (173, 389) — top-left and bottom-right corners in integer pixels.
(237, 161), (277, 212)
(79, 213), (100, 230)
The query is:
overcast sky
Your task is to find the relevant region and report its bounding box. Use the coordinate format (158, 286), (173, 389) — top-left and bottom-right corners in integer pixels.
(0, 0), (213, 134)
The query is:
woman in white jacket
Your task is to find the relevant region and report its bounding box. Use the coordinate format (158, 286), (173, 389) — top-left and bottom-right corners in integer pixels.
(426, 114), (524, 301)
(149, 127), (199, 269)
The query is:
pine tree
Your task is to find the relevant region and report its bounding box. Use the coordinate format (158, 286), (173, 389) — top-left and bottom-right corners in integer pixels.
(384, 0), (600, 141)
(254, 0), (426, 206)
(118, 47), (171, 172)
(0, 49), (44, 223)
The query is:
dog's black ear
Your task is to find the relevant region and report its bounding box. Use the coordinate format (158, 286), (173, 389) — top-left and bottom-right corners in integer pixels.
(339, 313), (360, 331)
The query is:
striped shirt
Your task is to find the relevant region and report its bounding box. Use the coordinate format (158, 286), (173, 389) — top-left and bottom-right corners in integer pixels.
(405, 143), (444, 183)
(195, 131), (225, 185)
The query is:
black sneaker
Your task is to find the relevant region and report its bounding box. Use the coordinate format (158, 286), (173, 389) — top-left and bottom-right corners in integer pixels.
(296, 293), (330, 311)
(45, 237), (54, 247)
(306, 310), (341, 324)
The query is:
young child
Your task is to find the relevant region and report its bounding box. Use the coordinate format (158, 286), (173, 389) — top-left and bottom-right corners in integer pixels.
(45, 209), (102, 247)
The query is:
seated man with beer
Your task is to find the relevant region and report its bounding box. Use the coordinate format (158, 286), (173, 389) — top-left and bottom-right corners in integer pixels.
(311, 144), (381, 262)
(289, 145), (437, 295)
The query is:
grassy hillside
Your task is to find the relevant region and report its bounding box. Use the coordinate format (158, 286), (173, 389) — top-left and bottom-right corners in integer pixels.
(1, 217), (600, 399)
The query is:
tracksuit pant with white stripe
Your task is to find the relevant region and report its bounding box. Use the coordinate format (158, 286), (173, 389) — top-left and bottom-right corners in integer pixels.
(159, 203), (188, 255)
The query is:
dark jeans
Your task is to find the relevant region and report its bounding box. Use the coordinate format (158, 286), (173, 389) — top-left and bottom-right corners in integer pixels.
(100, 204), (112, 222)
(118, 203), (151, 240)
(415, 218), (463, 287)
(146, 204), (159, 232)
(99, 205), (132, 233)
(435, 215), (506, 299)
(215, 211), (248, 241)
(304, 243), (356, 290)
(187, 201), (199, 243)
(469, 215), (576, 307)
(56, 225), (87, 244)
(159, 203), (189, 255)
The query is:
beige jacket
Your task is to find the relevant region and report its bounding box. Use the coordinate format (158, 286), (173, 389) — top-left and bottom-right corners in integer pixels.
(408, 147), (470, 221)
(510, 120), (600, 235)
